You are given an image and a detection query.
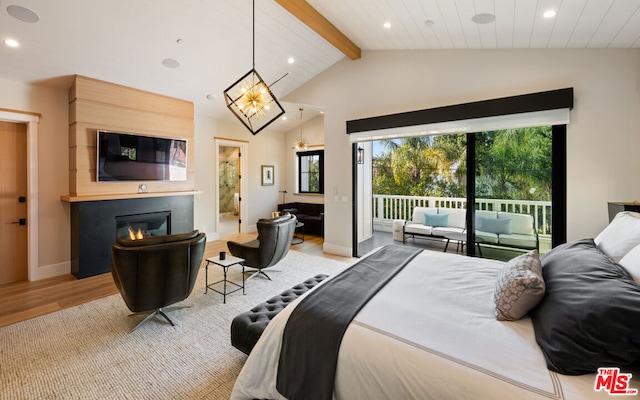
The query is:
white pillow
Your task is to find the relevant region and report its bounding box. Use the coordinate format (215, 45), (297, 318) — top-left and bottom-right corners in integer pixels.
(619, 244), (640, 285)
(594, 211), (640, 262)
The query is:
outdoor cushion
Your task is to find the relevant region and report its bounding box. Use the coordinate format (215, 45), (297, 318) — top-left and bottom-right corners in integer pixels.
(443, 208), (467, 229)
(478, 217), (512, 234)
(499, 233), (538, 249)
(424, 213), (448, 227)
(411, 207), (437, 223)
(475, 210), (497, 221)
(475, 230), (498, 244)
(404, 223), (432, 236)
(431, 226), (465, 237)
(499, 212), (535, 236)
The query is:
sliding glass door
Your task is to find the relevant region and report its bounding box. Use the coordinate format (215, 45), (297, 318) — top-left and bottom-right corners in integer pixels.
(355, 125), (561, 260)
(472, 127), (553, 260)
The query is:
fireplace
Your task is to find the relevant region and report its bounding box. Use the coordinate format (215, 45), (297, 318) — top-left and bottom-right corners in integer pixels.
(115, 211), (170, 240)
(70, 195), (194, 278)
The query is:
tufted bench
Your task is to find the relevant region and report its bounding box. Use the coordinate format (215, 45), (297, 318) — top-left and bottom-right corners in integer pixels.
(230, 274), (329, 355)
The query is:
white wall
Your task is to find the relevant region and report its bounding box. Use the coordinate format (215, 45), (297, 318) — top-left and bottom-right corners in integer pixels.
(194, 115), (286, 238)
(3, 47), (639, 278)
(283, 49), (640, 255)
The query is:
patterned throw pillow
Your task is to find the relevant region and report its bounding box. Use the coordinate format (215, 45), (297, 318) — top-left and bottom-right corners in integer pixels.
(493, 250), (545, 321)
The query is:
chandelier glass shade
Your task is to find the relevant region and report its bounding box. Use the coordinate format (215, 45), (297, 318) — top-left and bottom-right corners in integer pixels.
(223, 0), (285, 135)
(292, 108), (308, 151)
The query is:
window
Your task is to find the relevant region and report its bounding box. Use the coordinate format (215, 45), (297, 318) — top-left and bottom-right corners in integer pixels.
(297, 150), (324, 194)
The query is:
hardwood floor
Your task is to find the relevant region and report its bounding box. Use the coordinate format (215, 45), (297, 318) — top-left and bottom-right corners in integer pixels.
(0, 233), (354, 329)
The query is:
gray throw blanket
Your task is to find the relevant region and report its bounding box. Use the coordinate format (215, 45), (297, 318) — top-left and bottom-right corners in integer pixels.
(276, 245), (422, 400)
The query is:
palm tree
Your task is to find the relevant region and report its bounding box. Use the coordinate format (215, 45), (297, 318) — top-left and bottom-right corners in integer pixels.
(375, 137), (456, 196)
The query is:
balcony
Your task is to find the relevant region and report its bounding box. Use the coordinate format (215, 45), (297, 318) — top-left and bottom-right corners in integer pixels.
(370, 194), (552, 255)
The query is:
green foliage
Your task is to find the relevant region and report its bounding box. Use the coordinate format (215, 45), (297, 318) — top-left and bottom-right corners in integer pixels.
(476, 127), (552, 201)
(372, 127), (552, 201)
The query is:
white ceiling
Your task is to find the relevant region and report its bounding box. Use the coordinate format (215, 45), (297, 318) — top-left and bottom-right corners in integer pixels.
(1, 0), (639, 132)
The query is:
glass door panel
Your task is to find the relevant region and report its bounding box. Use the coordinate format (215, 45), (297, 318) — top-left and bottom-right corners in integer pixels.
(358, 134), (467, 256)
(474, 127), (553, 260)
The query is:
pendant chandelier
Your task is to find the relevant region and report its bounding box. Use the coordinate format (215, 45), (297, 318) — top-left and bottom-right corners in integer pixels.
(223, 0), (285, 135)
(292, 108), (308, 151)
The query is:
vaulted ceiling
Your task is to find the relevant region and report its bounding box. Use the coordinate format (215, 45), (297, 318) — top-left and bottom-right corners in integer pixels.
(1, 0), (638, 131)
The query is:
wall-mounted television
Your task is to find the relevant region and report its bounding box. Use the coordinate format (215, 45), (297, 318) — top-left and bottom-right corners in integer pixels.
(97, 130), (187, 182)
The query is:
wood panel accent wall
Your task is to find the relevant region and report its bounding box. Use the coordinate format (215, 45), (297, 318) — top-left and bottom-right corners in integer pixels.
(67, 75), (195, 198)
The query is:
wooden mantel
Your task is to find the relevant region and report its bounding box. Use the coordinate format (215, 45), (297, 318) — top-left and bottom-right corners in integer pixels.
(60, 190), (202, 203)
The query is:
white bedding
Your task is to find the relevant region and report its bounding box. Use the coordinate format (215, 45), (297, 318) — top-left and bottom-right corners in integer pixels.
(231, 249), (638, 400)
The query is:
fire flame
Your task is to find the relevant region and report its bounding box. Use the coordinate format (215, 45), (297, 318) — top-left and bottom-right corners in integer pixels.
(128, 227), (144, 240)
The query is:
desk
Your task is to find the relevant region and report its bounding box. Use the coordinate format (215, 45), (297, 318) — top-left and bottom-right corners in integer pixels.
(205, 255), (245, 304)
(444, 233), (483, 256)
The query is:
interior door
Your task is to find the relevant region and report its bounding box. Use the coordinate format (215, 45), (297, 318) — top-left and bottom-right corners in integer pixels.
(0, 121), (28, 284)
(218, 145), (240, 237)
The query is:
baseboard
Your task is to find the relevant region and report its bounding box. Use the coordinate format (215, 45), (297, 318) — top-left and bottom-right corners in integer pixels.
(322, 242), (352, 257)
(31, 261), (70, 281)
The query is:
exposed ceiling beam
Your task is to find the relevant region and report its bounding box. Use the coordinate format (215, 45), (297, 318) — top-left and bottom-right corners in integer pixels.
(275, 0), (361, 60)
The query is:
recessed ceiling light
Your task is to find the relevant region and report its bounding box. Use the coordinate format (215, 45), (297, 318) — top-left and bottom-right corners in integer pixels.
(4, 38), (19, 48)
(7, 5), (40, 23)
(471, 13), (495, 24)
(383, 22), (391, 29)
(162, 58), (180, 68)
(424, 19), (435, 27)
(282, 116), (287, 121)
(287, 57), (295, 64)
(543, 10), (557, 18)
(206, 93), (217, 101)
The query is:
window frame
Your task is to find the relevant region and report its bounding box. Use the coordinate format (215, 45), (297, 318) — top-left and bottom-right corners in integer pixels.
(297, 149), (324, 194)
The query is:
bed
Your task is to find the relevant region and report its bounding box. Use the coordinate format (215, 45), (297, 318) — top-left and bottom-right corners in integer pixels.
(230, 212), (640, 400)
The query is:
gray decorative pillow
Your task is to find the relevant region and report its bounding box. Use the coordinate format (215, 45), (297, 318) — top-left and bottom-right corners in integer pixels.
(494, 250), (545, 321)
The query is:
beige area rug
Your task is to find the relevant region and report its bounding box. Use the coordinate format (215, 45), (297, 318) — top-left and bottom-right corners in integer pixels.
(0, 250), (349, 400)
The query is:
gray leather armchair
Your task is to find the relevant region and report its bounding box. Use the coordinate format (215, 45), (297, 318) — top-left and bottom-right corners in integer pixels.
(227, 213), (296, 280)
(111, 230), (206, 332)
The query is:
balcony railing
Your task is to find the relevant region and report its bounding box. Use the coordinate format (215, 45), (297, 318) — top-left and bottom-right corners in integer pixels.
(372, 194), (552, 236)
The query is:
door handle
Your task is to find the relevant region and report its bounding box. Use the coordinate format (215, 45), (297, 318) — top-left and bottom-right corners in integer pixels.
(10, 218), (26, 226)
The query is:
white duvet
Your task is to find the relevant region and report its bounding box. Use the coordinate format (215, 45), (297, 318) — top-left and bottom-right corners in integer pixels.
(231, 249), (638, 400)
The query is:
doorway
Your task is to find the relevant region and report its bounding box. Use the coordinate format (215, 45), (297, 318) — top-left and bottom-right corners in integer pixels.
(354, 126), (564, 259)
(215, 138), (248, 239)
(0, 121), (28, 284)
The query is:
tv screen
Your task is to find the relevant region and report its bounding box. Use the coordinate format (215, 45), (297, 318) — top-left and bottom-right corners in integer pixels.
(97, 130), (187, 182)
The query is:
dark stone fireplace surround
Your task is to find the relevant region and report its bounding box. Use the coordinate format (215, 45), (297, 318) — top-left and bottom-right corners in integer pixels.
(71, 195), (194, 278)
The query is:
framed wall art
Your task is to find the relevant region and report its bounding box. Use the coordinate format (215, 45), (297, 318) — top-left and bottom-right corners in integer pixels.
(261, 165), (274, 186)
